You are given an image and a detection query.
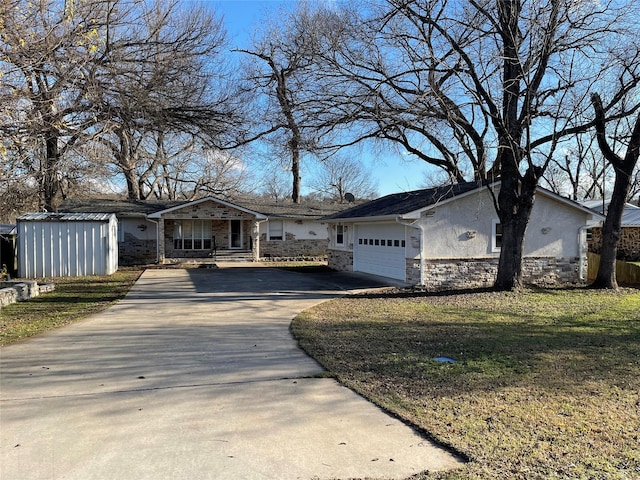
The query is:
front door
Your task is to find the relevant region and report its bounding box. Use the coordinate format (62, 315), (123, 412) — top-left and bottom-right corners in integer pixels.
(230, 220), (242, 248)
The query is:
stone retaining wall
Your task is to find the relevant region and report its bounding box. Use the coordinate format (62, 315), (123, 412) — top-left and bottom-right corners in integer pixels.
(0, 280), (54, 309)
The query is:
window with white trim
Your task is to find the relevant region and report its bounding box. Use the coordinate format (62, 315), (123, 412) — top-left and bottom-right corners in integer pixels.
(268, 220), (284, 240)
(336, 224), (346, 246)
(491, 219), (502, 252)
(173, 220), (212, 250)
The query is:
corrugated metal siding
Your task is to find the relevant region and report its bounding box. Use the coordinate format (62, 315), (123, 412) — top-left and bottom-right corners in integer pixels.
(17, 215), (118, 278)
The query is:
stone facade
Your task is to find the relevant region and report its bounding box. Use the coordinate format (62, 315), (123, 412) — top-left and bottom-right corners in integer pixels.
(327, 249), (354, 272)
(589, 226), (640, 261)
(119, 233), (157, 265)
(420, 257), (582, 291)
(332, 252), (583, 290)
(162, 219), (254, 260)
(260, 232), (328, 259)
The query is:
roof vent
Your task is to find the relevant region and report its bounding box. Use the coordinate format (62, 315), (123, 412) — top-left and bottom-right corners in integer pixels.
(344, 192), (355, 203)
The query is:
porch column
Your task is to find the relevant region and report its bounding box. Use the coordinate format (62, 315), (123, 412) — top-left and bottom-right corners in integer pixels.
(157, 218), (166, 264)
(252, 220), (260, 261)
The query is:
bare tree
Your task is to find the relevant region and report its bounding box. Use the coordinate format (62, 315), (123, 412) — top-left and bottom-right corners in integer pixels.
(308, 156), (378, 202)
(590, 93), (640, 289)
(314, 0), (640, 290)
(236, 2), (342, 203)
(94, 0), (238, 200)
(1, 0), (112, 211)
(1, 0), (241, 210)
(542, 134), (610, 201)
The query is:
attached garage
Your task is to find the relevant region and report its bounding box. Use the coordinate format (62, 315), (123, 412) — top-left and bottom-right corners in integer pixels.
(353, 223), (407, 281)
(17, 213), (118, 278)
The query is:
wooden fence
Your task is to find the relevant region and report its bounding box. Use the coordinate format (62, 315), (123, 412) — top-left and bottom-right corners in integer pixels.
(587, 253), (640, 285)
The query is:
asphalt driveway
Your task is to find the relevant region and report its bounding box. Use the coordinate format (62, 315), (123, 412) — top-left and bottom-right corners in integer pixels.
(1, 267), (462, 479)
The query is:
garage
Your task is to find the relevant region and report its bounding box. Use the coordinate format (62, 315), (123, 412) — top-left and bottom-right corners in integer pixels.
(353, 223), (407, 280)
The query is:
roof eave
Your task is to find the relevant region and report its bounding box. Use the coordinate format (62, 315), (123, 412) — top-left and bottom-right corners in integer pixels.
(324, 214), (404, 223)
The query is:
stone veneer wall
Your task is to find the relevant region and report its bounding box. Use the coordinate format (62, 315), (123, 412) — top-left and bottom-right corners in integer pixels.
(419, 257), (583, 291)
(260, 232), (328, 259)
(589, 227), (640, 261)
(119, 233), (157, 265)
(328, 249), (354, 272)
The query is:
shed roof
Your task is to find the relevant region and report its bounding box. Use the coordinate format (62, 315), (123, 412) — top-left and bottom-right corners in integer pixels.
(622, 208), (640, 227)
(18, 212), (115, 222)
(0, 224), (16, 235)
(580, 200), (640, 227)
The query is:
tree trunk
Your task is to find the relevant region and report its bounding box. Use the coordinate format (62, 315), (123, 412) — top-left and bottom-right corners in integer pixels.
(291, 146), (301, 203)
(494, 170), (537, 291)
(590, 172), (630, 289)
(42, 134), (59, 212)
(590, 92), (640, 289)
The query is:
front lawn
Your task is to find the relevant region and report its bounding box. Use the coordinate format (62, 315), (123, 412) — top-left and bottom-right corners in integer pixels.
(292, 287), (640, 479)
(0, 269), (142, 345)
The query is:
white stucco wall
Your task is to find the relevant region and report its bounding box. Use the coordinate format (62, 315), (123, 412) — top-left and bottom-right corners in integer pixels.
(259, 218), (329, 241)
(118, 217), (157, 242)
(418, 188), (593, 259)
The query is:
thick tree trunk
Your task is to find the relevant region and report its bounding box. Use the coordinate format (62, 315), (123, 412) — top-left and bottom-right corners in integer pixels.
(590, 92), (640, 289)
(494, 170), (537, 291)
(591, 173), (630, 289)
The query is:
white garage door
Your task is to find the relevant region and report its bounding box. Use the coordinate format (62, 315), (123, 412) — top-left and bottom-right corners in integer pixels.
(354, 223), (406, 281)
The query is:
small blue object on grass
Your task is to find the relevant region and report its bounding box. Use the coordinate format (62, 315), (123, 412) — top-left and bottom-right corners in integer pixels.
(432, 357), (456, 364)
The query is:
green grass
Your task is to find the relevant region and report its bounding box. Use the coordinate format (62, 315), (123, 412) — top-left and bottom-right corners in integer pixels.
(0, 269), (142, 345)
(292, 287), (640, 480)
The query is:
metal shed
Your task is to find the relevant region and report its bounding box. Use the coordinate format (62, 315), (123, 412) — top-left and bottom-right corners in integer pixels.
(17, 213), (118, 278)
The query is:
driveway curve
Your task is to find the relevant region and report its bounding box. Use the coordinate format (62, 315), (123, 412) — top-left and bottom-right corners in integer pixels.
(1, 267), (462, 480)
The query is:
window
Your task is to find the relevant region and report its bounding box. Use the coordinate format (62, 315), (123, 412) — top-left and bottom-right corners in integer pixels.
(269, 220), (283, 240)
(336, 225), (346, 246)
(174, 220), (212, 250)
(492, 219), (502, 252)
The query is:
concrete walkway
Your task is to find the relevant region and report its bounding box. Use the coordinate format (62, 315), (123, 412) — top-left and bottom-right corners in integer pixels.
(1, 268), (462, 480)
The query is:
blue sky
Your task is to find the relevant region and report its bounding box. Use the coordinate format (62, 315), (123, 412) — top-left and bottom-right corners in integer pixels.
(210, 0), (434, 196)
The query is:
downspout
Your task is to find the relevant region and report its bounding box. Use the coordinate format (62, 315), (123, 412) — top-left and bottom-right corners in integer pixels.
(254, 218), (268, 261)
(396, 217), (425, 286)
(146, 218), (159, 264)
(578, 223), (595, 282)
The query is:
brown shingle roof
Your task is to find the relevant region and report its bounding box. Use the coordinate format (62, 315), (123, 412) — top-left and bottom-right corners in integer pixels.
(59, 197), (350, 220)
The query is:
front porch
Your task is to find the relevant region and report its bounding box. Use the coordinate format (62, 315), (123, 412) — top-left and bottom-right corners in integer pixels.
(163, 249), (255, 265)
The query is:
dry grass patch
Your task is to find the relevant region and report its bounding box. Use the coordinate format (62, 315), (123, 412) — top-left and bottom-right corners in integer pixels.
(0, 269), (142, 345)
(292, 287), (640, 480)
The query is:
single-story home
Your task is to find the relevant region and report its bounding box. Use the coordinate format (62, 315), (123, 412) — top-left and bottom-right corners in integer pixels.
(323, 181), (604, 290)
(581, 200), (640, 262)
(59, 197), (347, 265)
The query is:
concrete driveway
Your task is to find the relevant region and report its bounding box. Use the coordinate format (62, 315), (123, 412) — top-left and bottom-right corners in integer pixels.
(1, 267), (462, 480)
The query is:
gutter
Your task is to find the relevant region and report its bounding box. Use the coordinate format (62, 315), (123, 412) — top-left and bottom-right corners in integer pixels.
(578, 222), (599, 282)
(396, 217), (425, 286)
(254, 217), (269, 261)
(146, 218), (160, 264)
